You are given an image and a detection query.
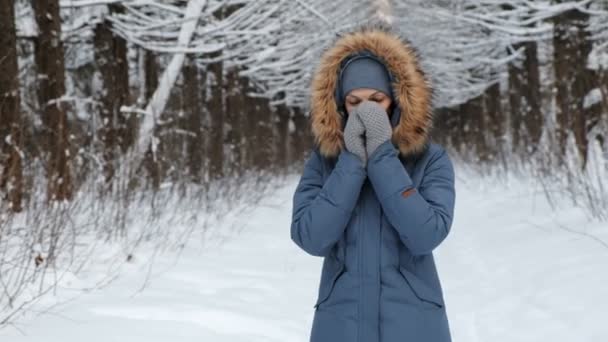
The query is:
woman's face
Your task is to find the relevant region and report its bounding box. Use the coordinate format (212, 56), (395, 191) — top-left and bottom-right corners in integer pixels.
(345, 88), (392, 116)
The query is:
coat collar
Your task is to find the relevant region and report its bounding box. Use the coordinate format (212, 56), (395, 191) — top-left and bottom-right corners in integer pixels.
(310, 23), (434, 159)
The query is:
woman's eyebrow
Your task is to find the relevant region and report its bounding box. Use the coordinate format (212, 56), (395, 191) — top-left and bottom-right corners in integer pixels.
(347, 92), (383, 101)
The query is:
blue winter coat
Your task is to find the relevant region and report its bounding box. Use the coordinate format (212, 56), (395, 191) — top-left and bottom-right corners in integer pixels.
(290, 24), (456, 342)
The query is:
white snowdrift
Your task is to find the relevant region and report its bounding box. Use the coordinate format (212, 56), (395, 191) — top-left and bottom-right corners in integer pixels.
(1, 166), (607, 341)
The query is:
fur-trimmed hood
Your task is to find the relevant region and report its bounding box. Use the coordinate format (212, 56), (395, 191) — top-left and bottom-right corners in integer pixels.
(310, 23), (433, 159)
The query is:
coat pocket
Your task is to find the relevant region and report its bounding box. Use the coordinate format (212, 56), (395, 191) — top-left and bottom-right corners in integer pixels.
(398, 266), (445, 309)
(313, 261), (345, 309)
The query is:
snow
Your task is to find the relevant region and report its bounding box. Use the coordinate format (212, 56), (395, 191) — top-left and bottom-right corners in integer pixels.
(584, 88), (603, 109)
(1, 166), (607, 341)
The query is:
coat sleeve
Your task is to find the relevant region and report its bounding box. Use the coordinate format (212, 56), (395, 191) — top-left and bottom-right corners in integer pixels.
(290, 148), (367, 257)
(366, 140), (456, 256)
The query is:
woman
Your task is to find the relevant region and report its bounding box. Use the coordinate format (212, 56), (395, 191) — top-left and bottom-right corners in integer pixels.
(290, 23), (456, 342)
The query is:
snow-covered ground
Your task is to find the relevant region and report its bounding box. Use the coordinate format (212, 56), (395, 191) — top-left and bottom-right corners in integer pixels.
(1, 167), (607, 342)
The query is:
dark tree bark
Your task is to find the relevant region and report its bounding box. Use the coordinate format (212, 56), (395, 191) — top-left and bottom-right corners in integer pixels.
(290, 108), (312, 164)
(143, 50), (159, 102)
(507, 62), (522, 153)
(507, 41), (543, 155)
(521, 42), (543, 152)
(141, 49), (161, 189)
(93, 4), (131, 183)
(182, 56), (205, 182)
(205, 5), (252, 180)
(453, 103), (467, 156)
(483, 81), (504, 163)
(460, 93), (487, 163)
(0, 0), (24, 211)
(429, 107), (447, 147)
(446, 105), (461, 151)
(33, 0), (72, 201)
(585, 68), (606, 154)
(224, 66), (245, 177)
(207, 53), (224, 181)
(431, 106), (459, 149)
(242, 80), (258, 170)
(220, 4), (247, 178)
(251, 86), (274, 172)
(596, 68), (608, 153)
(274, 103), (291, 172)
(552, 3), (596, 169)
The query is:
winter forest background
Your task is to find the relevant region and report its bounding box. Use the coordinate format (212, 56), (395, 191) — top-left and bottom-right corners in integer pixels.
(1, 0), (608, 338)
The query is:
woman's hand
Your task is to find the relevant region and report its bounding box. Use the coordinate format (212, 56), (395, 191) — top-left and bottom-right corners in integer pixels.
(352, 101), (392, 159)
(343, 111), (368, 165)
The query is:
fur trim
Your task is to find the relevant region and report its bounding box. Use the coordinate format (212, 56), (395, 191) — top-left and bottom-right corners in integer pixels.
(310, 23), (433, 158)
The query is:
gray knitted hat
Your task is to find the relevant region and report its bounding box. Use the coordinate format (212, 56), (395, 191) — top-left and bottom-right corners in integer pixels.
(339, 55), (394, 103)
(336, 52), (400, 129)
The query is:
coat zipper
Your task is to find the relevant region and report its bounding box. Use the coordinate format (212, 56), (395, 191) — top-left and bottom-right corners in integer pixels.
(377, 206), (382, 335)
(357, 187), (363, 342)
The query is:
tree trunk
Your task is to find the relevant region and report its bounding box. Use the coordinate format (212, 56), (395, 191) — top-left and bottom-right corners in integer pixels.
(274, 104), (291, 172)
(182, 56), (205, 182)
(93, 4), (130, 184)
(507, 61), (522, 153)
(207, 53), (224, 181)
(521, 41), (543, 152)
(239, 77), (275, 172)
(144, 50), (159, 102)
(552, 4), (595, 169)
(224, 66), (245, 177)
(243, 80), (258, 169)
(431, 106), (458, 149)
(596, 68), (608, 154)
(141, 50), (161, 189)
(460, 93), (486, 163)
(33, 0), (72, 202)
(484, 81), (504, 163)
(252, 89), (274, 172)
(444, 104), (464, 154)
(508, 40), (542, 156)
(0, 0), (24, 212)
(290, 108), (312, 164)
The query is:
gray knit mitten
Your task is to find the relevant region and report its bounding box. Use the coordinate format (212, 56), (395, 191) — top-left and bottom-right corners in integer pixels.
(353, 101), (392, 158)
(343, 112), (367, 165)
